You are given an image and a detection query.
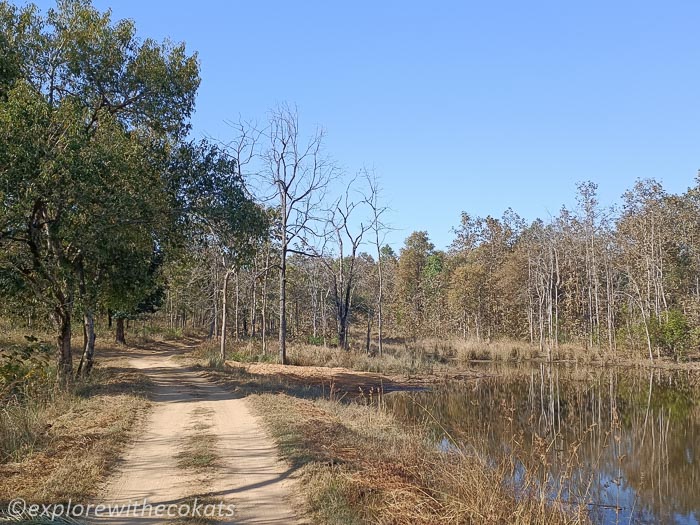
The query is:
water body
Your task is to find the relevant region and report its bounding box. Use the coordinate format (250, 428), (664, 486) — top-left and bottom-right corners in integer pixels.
(385, 364), (700, 524)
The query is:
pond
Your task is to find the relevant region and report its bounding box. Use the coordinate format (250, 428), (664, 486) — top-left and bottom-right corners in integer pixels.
(385, 364), (700, 524)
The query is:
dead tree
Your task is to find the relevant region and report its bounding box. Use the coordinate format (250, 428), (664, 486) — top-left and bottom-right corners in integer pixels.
(320, 176), (375, 350)
(264, 105), (334, 364)
(363, 169), (390, 355)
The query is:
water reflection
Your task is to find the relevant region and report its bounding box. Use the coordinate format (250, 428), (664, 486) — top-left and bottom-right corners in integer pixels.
(385, 365), (700, 525)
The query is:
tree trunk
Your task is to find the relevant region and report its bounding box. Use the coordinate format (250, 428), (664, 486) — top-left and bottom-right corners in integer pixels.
(321, 288), (329, 347)
(366, 312), (372, 355)
(76, 260), (96, 377)
(221, 269), (232, 362)
(55, 306), (73, 383)
(311, 288), (318, 338)
(262, 245), (270, 355)
(234, 272), (240, 341)
(250, 270), (257, 338)
(77, 310), (96, 376)
(376, 242), (384, 356)
(115, 317), (126, 345)
(338, 314), (348, 350)
(279, 243), (288, 364)
(211, 275), (218, 339)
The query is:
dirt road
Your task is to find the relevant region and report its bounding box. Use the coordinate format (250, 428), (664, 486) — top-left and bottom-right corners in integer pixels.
(94, 341), (298, 524)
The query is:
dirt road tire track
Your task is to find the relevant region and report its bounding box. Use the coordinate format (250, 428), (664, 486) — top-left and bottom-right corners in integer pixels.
(93, 341), (299, 524)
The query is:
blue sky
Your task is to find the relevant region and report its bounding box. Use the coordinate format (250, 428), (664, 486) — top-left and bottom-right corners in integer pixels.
(30, 0), (700, 249)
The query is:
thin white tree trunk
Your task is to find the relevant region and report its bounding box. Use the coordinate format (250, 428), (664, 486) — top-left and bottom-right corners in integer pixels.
(221, 269), (233, 361)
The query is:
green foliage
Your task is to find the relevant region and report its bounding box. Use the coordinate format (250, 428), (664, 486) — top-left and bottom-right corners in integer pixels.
(0, 0), (207, 374)
(423, 252), (444, 280)
(650, 309), (691, 359)
(379, 244), (396, 261)
(0, 337), (53, 398)
(307, 334), (324, 346)
(167, 140), (269, 265)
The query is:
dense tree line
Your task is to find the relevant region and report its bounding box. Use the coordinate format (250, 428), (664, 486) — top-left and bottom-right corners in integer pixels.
(438, 178), (700, 360)
(163, 177), (700, 363)
(400, 179), (700, 360)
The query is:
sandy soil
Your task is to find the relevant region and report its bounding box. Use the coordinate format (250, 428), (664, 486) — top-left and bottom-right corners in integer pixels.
(93, 341), (299, 524)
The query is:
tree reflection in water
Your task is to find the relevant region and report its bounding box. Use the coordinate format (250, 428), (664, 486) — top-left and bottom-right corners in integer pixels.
(386, 365), (700, 525)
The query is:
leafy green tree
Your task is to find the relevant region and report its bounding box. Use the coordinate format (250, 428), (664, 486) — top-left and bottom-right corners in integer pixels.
(396, 231), (434, 339)
(0, 0), (199, 381)
(652, 309), (691, 360)
(0, 6), (19, 100)
(170, 139), (269, 360)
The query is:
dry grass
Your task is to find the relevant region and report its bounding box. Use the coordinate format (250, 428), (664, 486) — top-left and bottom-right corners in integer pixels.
(176, 408), (220, 472)
(247, 393), (589, 525)
(169, 496), (236, 525)
(0, 363), (151, 503)
(202, 333), (694, 380)
(204, 336), (543, 378)
(176, 433), (219, 471)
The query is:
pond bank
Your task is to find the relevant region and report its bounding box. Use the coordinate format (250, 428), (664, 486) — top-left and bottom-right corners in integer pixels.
(247, 392), (587, 525)
(223, 359), (483, 395)
(198, 352), (589, 523)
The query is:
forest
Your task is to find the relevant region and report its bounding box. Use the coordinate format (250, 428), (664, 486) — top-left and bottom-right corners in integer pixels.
(157, 169), (700, 365)
(2, 1), (700, 386)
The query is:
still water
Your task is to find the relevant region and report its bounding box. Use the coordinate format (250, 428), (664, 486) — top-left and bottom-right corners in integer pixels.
(385, 365), (700, 524)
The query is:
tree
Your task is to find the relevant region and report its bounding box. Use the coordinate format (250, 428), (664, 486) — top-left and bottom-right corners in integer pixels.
(617, 180), (669, 360)
(264, 105), (335, 364)
(448, 211), (523, 341)
(106, 247), (166, 350)
(0, 0), (199, 381)
(363, 170), (390, 355)
(320, 176), (375, 350)
(171, 140), (268, 361)
(396, 232), (434, 339)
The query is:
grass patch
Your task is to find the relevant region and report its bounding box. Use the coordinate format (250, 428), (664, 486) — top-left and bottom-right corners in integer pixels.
(176, 433), (219, 471)
(176, 406), (220, 473)
(168, 495), (236, 524)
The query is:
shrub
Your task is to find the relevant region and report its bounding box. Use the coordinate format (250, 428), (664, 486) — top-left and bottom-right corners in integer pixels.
(649, 309), (691, 360)
(0, 338), (53, 400)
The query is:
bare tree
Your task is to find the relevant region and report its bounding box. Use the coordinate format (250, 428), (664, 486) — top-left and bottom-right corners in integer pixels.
(363, 170), (390, 355)
(318, 176), (376, 350)
(264, 105), (335, 364)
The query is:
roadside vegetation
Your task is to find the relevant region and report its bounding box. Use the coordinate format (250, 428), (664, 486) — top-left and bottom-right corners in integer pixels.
(251, 393), (589, 525)
(0, 327), (151, 504)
